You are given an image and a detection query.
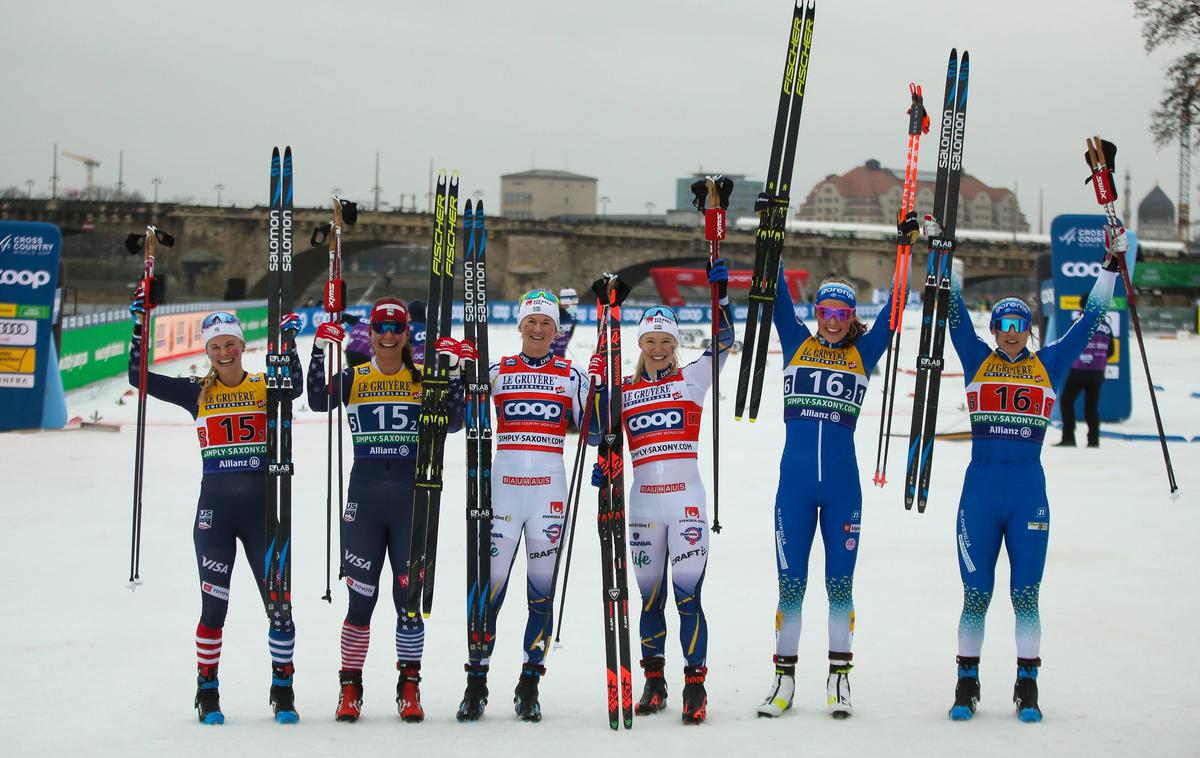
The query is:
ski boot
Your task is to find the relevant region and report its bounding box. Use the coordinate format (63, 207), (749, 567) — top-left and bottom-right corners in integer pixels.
(635, 658), (668, 715)
(826, 656), (853, 719)
(335, 669), (363, 723)
(757, 655), (796, 717)
(513, 664), (545, 722)
(195, 666), (224, 725)
(397, 662), (425, 723)
(456, 664), (489, 722)
(270, 662), (300, 724)
(1013, 658), (1042, 723)
(681, 665), (708, 724)
(949, 656), (981, 721)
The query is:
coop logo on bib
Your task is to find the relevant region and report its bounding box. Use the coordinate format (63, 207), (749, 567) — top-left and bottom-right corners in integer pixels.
(628, 409), (683, 434)
(503, 400), (563, 422)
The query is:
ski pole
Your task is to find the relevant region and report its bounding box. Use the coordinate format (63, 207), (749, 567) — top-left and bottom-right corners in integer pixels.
(1085, 137), (1178, 495)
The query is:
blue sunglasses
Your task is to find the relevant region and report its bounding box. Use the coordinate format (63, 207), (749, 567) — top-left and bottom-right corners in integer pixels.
(202, 311), (239, 329)
(371, 321), (407, 335)
(642, 305), (678, 323)
(992, 316), (1030, 333)
(521, 289), (559, 304)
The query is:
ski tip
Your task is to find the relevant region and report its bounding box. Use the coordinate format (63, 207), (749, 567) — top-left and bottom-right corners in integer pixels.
(422, 612), (432, 620)
(1017, 708), (1042, 724)
(202, 711), (225, 725)
(275, 710), (300, 725)
(733, 415), (742, 421)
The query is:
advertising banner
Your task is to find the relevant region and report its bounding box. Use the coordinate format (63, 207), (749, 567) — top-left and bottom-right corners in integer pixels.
(0, 221), (65, 430)
(1049, 214), (1135, 422)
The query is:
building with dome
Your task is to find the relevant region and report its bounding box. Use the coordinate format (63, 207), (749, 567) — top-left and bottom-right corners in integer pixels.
(1136, 184), (1176, 241)
(796, 159), (1029, 232)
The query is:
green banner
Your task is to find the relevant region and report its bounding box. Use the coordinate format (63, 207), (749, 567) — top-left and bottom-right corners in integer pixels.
(59, 320), (133, 391)
(1134, 262), (1200, 289)
(238, 306), (269, 342)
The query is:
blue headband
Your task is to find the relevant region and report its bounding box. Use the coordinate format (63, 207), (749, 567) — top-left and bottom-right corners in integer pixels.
(991, 297), (1031, 322)
(815, 282), (856, 309)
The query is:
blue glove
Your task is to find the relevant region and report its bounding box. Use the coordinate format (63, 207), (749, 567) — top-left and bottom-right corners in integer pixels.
(128, 284), (146, 322)
(707, 258), (729, 301)
(590, 461), (606, 488)
(280, 311), (302, 334)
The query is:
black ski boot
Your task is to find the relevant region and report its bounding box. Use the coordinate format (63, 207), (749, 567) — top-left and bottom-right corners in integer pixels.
(456, 664), (489, 722)
(335, 669), (363, 722)
(514, 664), (545, 722)
(1014, 658), (1042, 723)
(635, 658), (668, 715)
(270, 662), (299, 724)
(949, 656), (981, 721)
(195, 666), (224, 725)
(681, 666), (708, 724)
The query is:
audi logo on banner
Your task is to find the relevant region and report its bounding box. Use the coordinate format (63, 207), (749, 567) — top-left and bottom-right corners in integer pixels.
(628, 409), (684, 435)
(1060, 261), (1105, 278)
(503, 400), (563, 422)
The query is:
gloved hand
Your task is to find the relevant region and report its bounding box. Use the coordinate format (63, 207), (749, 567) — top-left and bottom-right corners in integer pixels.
(1103, 224), (1128, 272)
(898, 210), (920, 246)
(128, 283), (147, 322)
(707, 257), (729, 301)
(459, 339), (478, 365)
(590, 460), (607, 487)
(315, 321), (345, 348)
(436, 337), (462, 369)
(588, 352), (607, 383)
(280, 312), (302, 334)
(922, 214), (944, 239)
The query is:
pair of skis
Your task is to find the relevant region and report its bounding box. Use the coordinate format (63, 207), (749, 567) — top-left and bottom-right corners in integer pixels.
(592, 274), (634, 730)
(905, 50), (970, 512)
(265, 146), (298, 638)
(462, 199), (494, 658)
(311, 195), (357, 601)
(407, 170), (458, 618)
(873, 85), (930, 487)
(124, 224), (174, 587)
(735, 0), (817, 423)
(1083, 138), (1178, 495)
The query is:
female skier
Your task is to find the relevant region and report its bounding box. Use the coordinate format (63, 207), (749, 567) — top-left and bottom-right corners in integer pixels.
(591, 261), (731, 724)
(307, 297), (463, 723)
(126, 300), (303, 725)
(456, 289), (603, 723)
(757, 267), (896, 720)
(943, 226), (1122, 723)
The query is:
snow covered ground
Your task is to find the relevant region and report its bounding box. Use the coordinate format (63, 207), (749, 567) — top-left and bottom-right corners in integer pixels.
(3, 310), (1198, 757)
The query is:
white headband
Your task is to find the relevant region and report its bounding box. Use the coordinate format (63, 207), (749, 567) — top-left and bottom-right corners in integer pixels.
(517, 293), (560, 329)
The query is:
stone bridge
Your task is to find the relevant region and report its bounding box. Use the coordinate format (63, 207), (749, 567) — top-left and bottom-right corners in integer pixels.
(1, 198), (1045, 303)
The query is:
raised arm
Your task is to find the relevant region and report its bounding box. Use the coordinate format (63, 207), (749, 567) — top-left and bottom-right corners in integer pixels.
(772, 264), (811, 358)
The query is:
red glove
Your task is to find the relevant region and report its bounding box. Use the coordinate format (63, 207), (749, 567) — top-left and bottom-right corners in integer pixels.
(315, 322), (345, 347)
(588, 352), (607, 381)
(459, 339), (478, 364)
(436, 336), (462, 368)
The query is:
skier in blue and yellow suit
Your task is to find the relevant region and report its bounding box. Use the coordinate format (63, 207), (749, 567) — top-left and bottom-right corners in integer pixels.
(944, 225), (1121, 724)
(757, 266), (895, 720)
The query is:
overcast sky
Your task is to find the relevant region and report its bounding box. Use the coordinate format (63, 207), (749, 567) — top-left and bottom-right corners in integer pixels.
(2, 0), (1192, 229)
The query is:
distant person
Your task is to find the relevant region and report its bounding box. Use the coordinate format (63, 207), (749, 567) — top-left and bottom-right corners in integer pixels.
(341, 313), (372, 368)
(407, 300), (428, 361)
(550, 287), (579, 359)
(1055, 308), (1113, 448)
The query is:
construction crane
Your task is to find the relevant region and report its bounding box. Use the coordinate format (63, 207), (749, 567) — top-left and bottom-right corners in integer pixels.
(61, 150), (100, 193)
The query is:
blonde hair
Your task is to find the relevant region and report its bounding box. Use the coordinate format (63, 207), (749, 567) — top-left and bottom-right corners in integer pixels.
(816, 276), (868, 345)
(634, 336), (680, 379)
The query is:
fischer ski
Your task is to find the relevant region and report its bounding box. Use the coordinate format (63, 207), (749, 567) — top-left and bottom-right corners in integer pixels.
(408, 170), (458, 617)
(736, 0), (817, 422)
(463, 198), (495, 658)
(592, 273), (634, 730)
(265, 146), (297, 646)
(905, 51), (970, 512)
(873, 84), (929, 488)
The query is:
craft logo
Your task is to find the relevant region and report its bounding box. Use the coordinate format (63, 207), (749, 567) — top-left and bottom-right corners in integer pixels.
(681, 526), (703, 545)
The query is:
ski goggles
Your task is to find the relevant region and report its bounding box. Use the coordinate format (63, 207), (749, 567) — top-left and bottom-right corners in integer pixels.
(202, 311), (239, 329)
(521, 289), (559, 304)
(991, 316), (1031, 333)
(371, 321), (407, 335)
(814, 305), (855, 322)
